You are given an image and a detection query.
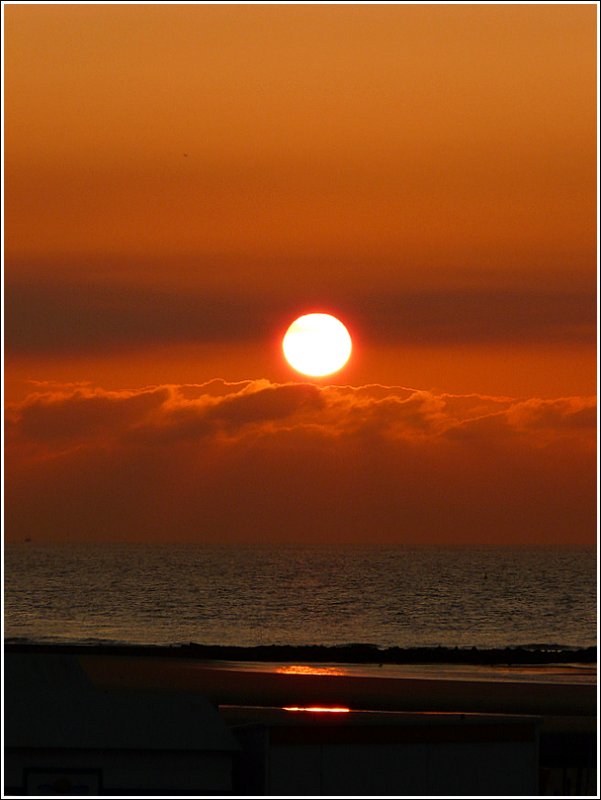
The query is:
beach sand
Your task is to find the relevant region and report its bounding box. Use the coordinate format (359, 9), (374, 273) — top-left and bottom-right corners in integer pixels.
(80, 654), (596, 721)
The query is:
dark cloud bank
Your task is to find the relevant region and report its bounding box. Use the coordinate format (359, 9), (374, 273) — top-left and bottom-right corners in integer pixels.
(5, 279), (596, 354)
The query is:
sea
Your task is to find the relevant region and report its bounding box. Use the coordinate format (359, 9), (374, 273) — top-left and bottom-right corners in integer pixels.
(4, 543), (597, 652)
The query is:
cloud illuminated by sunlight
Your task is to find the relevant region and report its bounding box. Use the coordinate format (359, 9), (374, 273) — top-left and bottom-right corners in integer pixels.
(4, 380), (596, 545)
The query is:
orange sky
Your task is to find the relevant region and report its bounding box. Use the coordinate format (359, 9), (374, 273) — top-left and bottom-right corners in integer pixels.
(4, 4), (597, 544)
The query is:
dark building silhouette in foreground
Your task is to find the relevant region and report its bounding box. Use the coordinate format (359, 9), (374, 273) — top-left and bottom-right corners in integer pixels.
(4, 654), (238, 795)
(3, 649), (596, 795)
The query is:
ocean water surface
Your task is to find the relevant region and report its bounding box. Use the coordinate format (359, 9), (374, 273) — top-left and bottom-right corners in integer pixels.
(4, 543), (596, 650)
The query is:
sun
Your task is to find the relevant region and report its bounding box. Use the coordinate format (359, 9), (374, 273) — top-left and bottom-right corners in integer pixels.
(282, 313), (352, 377)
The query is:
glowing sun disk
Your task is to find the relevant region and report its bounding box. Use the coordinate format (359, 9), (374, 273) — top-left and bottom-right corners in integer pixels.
(283, 313), (352, 377)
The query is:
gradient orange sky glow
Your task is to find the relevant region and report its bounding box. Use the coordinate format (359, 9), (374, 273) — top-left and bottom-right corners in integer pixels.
(4, 4), (597, 544)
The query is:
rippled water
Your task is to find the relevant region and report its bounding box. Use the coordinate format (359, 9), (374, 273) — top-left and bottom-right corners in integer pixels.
(4, 543), (596, 649)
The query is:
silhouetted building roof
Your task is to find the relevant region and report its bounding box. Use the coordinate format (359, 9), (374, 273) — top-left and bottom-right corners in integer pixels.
(5, 653), (237, 752)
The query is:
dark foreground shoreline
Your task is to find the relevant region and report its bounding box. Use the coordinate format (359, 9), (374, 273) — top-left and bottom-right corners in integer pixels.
(5, 642), (597, 794)
(4, 641), (596, 665)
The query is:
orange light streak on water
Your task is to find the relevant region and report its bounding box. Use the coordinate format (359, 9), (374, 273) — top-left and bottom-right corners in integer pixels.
(282, 706), (351, 713)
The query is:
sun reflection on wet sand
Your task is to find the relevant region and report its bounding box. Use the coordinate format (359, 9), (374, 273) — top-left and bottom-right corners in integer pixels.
(275, 664), (349, 676)
(282, 706), (351, 713)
